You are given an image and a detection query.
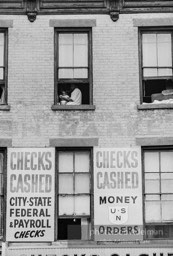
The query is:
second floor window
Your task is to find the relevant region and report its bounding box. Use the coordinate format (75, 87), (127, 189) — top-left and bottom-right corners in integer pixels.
(140, 29), (173, 103)
(55, 28), (92, 106)
(0, 30), (7, 105)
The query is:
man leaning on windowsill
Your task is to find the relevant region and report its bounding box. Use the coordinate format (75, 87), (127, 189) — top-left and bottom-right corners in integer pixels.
(59, 84), (82, 105)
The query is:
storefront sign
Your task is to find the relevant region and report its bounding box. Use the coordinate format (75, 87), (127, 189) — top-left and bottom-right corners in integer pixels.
(94, 148), (143, 241)
(6, 148), (55, 242)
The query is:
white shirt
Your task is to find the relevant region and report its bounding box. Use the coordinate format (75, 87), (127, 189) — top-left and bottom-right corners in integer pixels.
(67, 88), (82, 105)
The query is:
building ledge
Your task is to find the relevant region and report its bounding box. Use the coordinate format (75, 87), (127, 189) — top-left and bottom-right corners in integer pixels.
(0, 138), (12, 147)
(0, 105), (10, 111)
(51, 104), (96, 111)
(49, 137), (99, 147)
(136, 136), (173, 146)
(137, 103), (173, 110)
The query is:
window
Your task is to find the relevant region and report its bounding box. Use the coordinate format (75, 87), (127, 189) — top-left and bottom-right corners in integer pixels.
(143, 148), (173, 239)
(0, 150), (5, 239)
(0, 30), (7, 105)
(140, 29), (173, 103)
(55, 28), (92, 105)
(57, 149), (92, 240)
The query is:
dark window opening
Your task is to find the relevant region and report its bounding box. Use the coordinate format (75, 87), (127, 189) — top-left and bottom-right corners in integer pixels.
(58, 218), (81, 240)
(145, 225), (173, 239)
(143, 79), (173, 103)
(58, 83), (89, 105)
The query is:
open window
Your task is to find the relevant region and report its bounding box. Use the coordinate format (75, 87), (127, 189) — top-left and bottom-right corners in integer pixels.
(143, 148), (173, 239)
(57, 149), (92, 240)
(140, 29), (173, 103)
(0, 30), (7, 105)
(55, 28), (92, 106)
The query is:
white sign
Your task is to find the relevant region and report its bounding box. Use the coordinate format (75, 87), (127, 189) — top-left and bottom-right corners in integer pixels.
(6, 148), (55, 242)
(3, 245), (173, 256)
(94, 148), (143, 241)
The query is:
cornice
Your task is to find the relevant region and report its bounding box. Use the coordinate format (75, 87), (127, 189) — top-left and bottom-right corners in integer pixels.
(0, 0), (173, 23)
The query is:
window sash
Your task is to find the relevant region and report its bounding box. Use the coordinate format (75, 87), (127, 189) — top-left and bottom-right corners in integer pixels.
(144, 149), (173, 224)
(58, 32), (89, 79)
(142, 32), (173, 78)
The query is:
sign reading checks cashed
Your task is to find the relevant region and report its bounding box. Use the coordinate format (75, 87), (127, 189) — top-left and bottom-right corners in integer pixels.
(6, 148), (55, 242)
(94, 148), (143, 241)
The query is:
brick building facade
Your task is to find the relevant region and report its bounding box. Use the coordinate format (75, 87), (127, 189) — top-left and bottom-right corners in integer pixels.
(0, 0), (173, 256)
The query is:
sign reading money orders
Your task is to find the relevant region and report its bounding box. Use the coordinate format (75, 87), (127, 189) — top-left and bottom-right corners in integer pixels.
(6, 148), (55, 242)
(94, 148), (143, 241)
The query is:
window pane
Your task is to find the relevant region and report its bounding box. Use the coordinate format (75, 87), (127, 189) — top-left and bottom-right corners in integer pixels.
(59, 152), (73, 172)
(158, 68), (172, 76)
(59, 69), (74, 79)
(158, 42), (172, 67)
(0, 34), (4, 67)
(59, 174), (73, 194)
(59, 45), (73, 67)
(74, 69), (88, 78)
(59, 33), (73, 45)
(143, 34), (156, 44)
(162, 194), (173, 200)
(144, 152), (159, 172)
(74, 45), (88, 67)
(145, 194), (160, 201)
(143, 68), (157, 77)
(142, 34), (157, 67)
(75, 196), (90, 215)
(0, 68), (3, 80)
(161, 152), (173, 172)
(161, 173), (173, 193)
(75, 152), (89, 172)
(59, 196), (74, 215)
(145, 201), (161, 222)
(75, 174), (90, 193)
(145, 173), (160, 193)
(157, 34), (172, 67)
(162, 200), (173, 221)
(74, 34), (87, 45)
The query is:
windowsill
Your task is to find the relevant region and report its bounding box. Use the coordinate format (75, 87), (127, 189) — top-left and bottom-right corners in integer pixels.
(0, 104), (10, 111)
(51, 104), (96, 111)
(137, 103), (173, 110)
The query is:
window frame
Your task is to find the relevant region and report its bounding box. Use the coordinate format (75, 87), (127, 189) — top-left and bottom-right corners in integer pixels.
(0, 148), (6, 241)
(142, 146), (173, 240)
(55, 147), (94, 241)
(139, 27), (173, 104)
(54, 27), (93, 107)
(0, 29), (8, 105)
